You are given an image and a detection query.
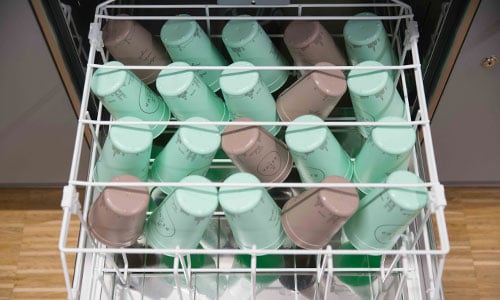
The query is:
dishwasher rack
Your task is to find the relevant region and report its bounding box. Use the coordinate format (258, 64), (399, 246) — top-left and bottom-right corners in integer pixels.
(59, 1), (450, 299)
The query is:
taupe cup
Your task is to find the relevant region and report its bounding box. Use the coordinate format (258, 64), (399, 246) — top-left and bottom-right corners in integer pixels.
(284, 20), (346, 74)
(221, 117), (293, 185)
(102, 14), (171, 84)
(281, 176), (359, 249)
(277, 62), (347, 122)
(87, 175), (149, 247)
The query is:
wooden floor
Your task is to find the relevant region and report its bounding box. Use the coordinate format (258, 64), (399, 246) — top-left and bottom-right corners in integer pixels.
(0, 187), (499, 299)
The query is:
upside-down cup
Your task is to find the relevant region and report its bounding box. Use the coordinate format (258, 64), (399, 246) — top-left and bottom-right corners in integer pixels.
(102, 14), (171, 84)
(343, 12), (398, 76)
(285, 115), (353, 183)
(281, 176), (359, 249)
(87, 175), (149, 247)
(219, 172), (286, 251)
(284, 20), (346, 74)
(90, 61), (170, 138)
(156, 61), (231, 132)
(160, 16), (227, 91)
(222, 17), (288, 92)
(221, 117), (292, 185)
(220, 61), (281, 135)
(277, 62), (346, 121)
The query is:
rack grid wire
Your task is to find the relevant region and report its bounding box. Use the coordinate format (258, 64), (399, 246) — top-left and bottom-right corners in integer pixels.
(59, 1), (450, 300)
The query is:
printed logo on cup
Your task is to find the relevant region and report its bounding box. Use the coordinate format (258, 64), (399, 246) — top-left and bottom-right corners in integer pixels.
(148, 209), (176, 238)
(306, 167), (326, 182)
(257, 151), (282, 176)
(139, 87), (162, 114)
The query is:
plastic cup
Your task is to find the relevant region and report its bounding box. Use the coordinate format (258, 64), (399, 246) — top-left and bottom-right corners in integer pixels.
(156, 61), (231, 132)
(276, 62), (346, 122)
(344, 170), (428, 251)
(102, 14), (172, 84)
(347, 60), (405, 137)
(219, 172), (286, 251)
(150, 117), (221, 196)
(144, 175), (218, 252)
(343, 12), (398, 74)
(160, 16), (227, 91)
(281, 176), (359, 249)
(90, 61), (170, 138)
(221, 117), (292, 185)
(93, 116), (152, 188)
(87, 175), (149, 247)
(284, 20), (346, 74)
(285, 115), (353, 183)
(222, 17), (288, 92)
(220, 61), (281, 135)
(353, 116), (416, 195)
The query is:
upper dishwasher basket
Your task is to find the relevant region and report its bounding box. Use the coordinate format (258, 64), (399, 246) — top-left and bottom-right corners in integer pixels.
(59, 2), (449, 300)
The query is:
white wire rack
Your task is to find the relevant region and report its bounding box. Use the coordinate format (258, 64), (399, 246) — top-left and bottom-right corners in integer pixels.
(59, 1), (450, 300)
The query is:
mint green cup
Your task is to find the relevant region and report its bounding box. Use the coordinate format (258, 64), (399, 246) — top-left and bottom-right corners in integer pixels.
(222, 17), (288, 92)
(220, 61), (280, 136)
(94, 116), (152, 188)
(144, 175), (218, 253)
(219, 172), (286, 251)
(353, 116), (416, 195)
(285, 115), (353, 183)
(150, 117), (221, 196)
(160, 16), (227, 92)
(343, 12), (398, 75)
(343, 170), (429, 250)
(347, 60), (405, 137)
(90, 61), (170, 138)
(156, 61), (231, 132)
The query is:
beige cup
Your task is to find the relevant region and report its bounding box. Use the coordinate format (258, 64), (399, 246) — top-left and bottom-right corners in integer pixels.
(281, 176), (359, 249)
(87, 175), (149, 247)
(277, 62), (346, 122)
(221, 118), (293, 185)
(284, 20), (346, 74)
(102, 14), (171, 84)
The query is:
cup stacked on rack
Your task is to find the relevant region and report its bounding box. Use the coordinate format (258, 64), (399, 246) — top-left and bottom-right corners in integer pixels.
(84, 11), (430, 298)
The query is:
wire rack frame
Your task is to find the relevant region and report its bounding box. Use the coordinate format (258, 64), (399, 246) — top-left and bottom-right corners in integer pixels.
(58, 1), (450, 300)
